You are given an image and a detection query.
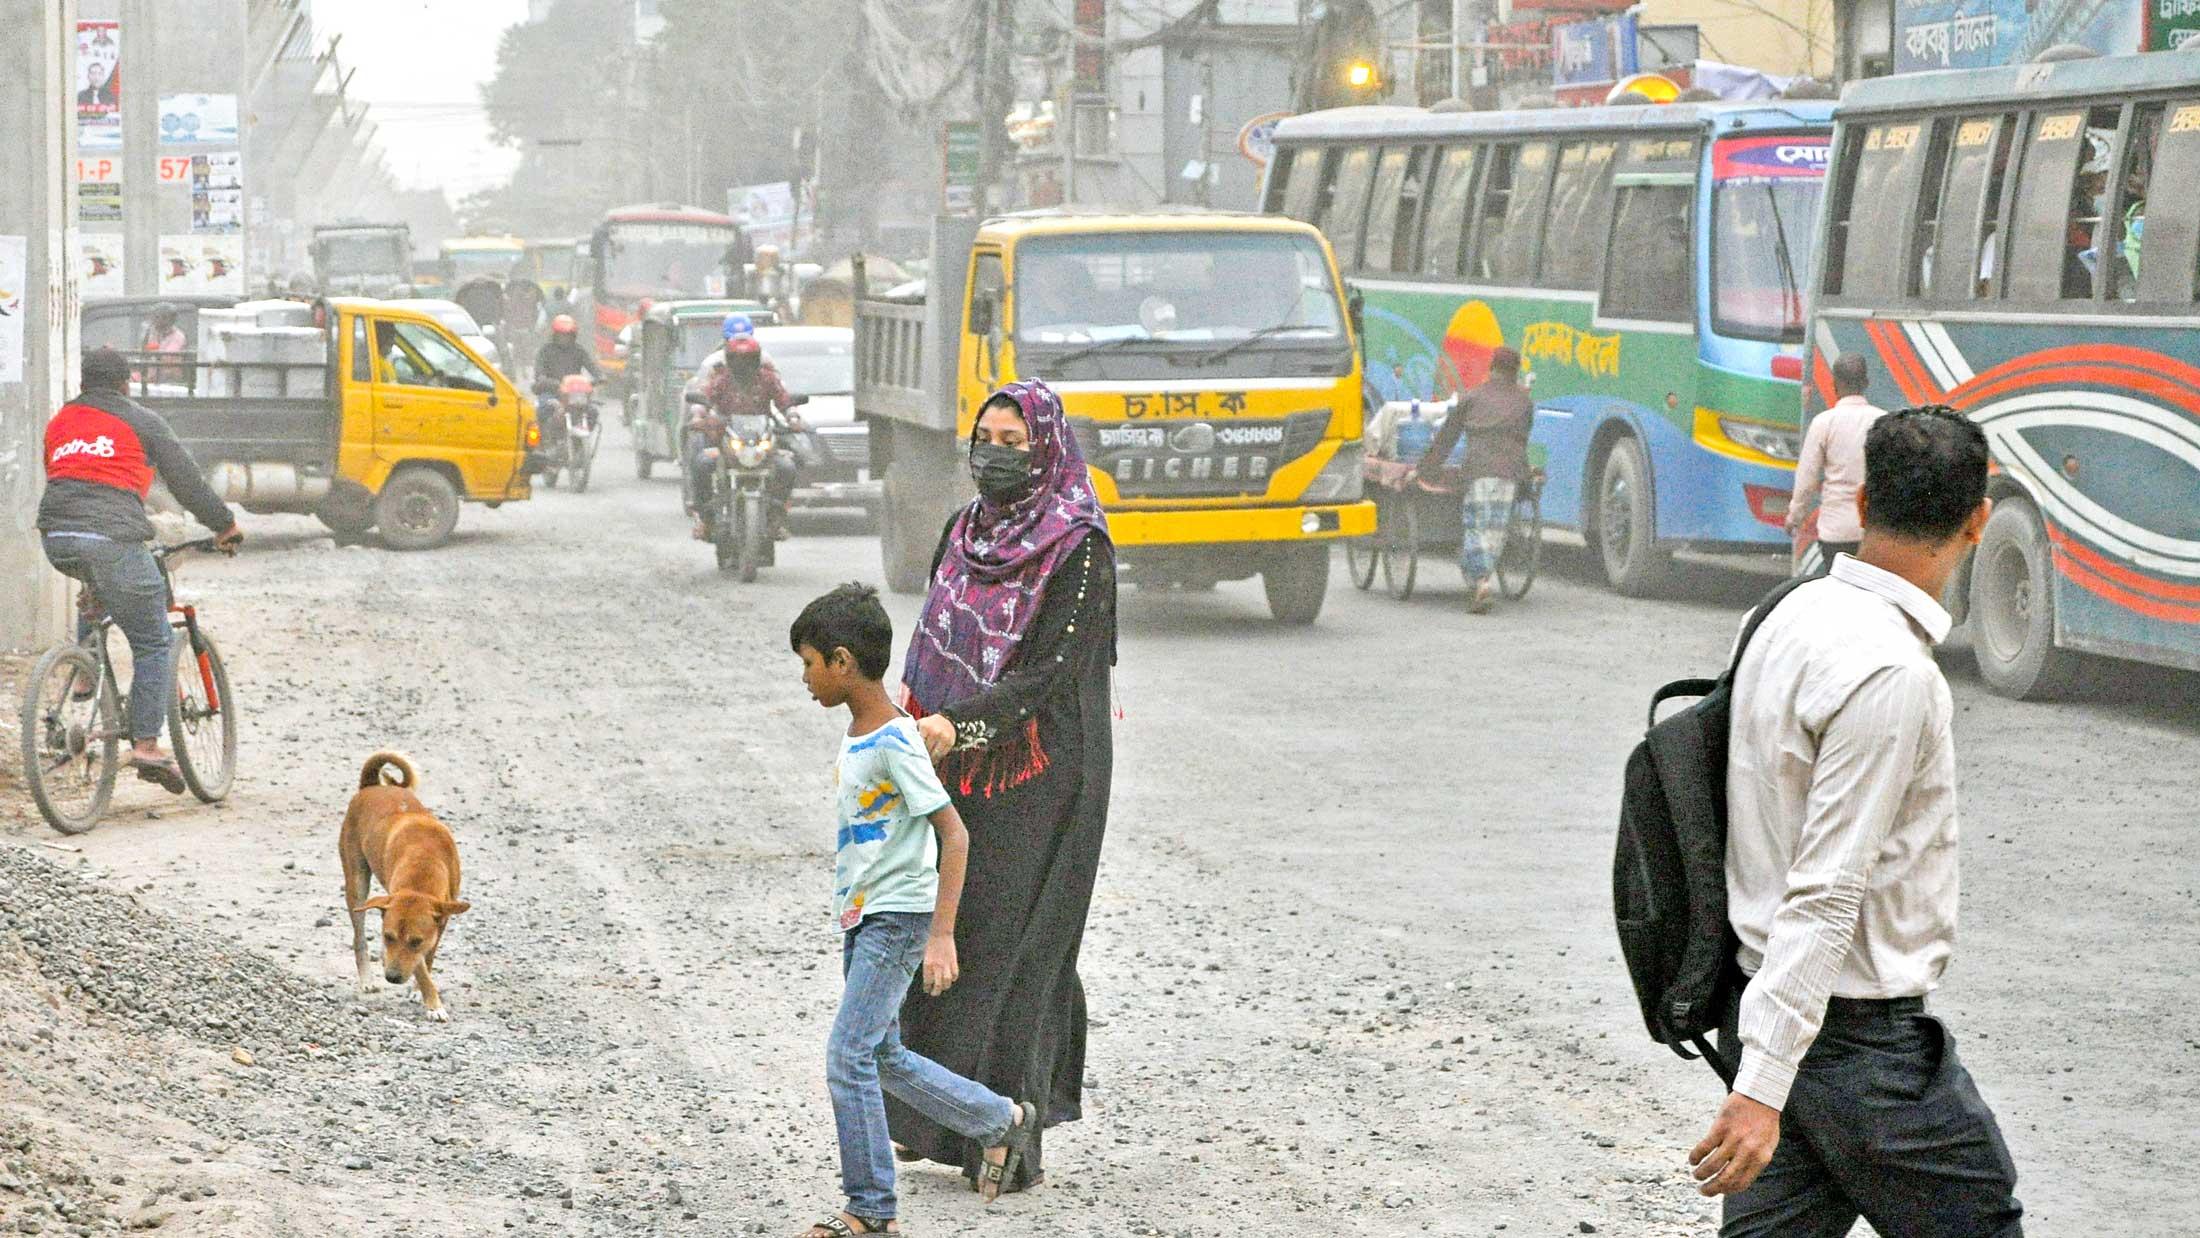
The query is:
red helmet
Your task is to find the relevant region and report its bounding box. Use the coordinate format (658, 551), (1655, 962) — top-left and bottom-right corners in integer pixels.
(550, 314), (577, 335)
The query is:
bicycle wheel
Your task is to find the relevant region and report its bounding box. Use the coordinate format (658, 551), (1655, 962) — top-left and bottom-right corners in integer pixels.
(1345, 536), (1378, 591)
(20, 644), (121, 834)
(1382, 501), (1420, 600)
(1497, 494), (1542, 600)
(169, 628), (237, 803)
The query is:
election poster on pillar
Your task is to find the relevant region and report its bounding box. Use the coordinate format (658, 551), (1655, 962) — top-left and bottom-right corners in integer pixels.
(76, 21), (122, 152)
(0, 235), (27, 384)
(159, 235), (244, 296)
(79, 236), (126, 298)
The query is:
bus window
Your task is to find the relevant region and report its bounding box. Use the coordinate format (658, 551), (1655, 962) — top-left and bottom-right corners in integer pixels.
(2107, 103), (2164, 302)
(2138, 100), (2200, 304)
(2004, 106), (2118, 301)
(1907, 120), (1957, 298)
(1263, 148), (1294, 214)
(1392, 147), (1431, 271)
(1319, 146), (1378, 269)
(1360, 147), (1413, 273)
(1418, 145), (1479, 278)
(1484, 141), (1555, 284)
(1710, 134), (1828, 341)
(1922, 114), (2014, 301)
(1470, 144), (1519, 281)
(1602, 184), (1692, 322)
(1820, 128), (1864, 295)
(1280, 147), (1327, 222)
(1540, 140), (1618, 291)
(1830, 121), (1931, 300)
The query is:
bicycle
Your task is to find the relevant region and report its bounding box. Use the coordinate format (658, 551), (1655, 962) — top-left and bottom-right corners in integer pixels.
(1348, 462), (1543, 603)
(18, 538), (238, 834)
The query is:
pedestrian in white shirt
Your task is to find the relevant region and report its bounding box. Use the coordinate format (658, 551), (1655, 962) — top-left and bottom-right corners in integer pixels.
(1787, 354), (1888, 566)
(1690, 407), (2023, 1236)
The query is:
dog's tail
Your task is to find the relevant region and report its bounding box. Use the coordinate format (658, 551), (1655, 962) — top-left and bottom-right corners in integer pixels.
(359, 751), (418, 790)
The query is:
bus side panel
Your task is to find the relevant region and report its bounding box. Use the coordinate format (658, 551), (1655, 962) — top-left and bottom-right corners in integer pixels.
(1813, 313), (2200, 670)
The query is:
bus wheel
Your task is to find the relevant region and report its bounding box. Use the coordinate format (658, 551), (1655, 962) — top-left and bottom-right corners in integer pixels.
(1263, 544), (1331, 625)
(1593, 437), (1671, 597)
(1970, 499), (2080, 700)
(880, 470), (932, 595)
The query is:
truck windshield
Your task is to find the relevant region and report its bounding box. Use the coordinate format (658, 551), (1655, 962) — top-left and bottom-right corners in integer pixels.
(446, 248), (519, 284)
(1014, 231), (1345, 351)
(1709, 136), (1830, 342)
(320, 235), (406, 276)
(605, 223), (734, 299)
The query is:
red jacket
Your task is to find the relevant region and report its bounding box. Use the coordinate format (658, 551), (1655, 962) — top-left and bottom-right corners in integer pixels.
(39, 389), (234, 542)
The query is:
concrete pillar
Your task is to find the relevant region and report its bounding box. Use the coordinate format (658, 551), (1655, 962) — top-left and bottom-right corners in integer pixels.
(105, 0), (252, 297)
(0, 0), (78, 650)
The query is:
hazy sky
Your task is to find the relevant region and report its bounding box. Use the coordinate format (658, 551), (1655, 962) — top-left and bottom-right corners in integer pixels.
(310, 0), (530, 200)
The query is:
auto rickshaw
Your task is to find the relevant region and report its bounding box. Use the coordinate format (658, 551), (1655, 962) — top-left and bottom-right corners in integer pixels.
(624, 297), (780, 483)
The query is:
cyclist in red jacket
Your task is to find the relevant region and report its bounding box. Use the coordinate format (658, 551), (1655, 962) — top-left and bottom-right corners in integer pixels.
(39, 347), (243, 792)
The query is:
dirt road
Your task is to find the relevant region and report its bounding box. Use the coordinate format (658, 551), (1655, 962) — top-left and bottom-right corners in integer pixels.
(3, 433), (2194, 1236)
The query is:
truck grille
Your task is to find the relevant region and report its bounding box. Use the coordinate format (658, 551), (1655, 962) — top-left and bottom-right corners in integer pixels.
(1067, 410), (1330, 499)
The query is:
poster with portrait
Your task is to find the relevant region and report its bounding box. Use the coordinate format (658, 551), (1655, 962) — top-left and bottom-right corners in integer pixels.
(79, 235), (126, 298)
(160, 234), (244, 296)
(76, 21), (122, 152)
(0, 235), (26, 384)
(158, 94), (239, 147)
(190, 152), (243, 233)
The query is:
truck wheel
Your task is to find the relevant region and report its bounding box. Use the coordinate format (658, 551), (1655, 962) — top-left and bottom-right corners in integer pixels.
(1262, 544), (1331, 625)
(1593, 436), (1672, 597)
(1970, 499), (2081, 700)
(375, 468), (462, 551)
(881, 471), (934, 595)
(316, 484), (376, 538)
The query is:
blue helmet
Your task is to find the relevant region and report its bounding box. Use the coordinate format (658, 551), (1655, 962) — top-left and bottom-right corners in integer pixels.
(721, 313), (754, 341)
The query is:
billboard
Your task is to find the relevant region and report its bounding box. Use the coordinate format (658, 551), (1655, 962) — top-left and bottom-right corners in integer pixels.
(76, 21), (121, 152)
(1895, 0), (2143, 72)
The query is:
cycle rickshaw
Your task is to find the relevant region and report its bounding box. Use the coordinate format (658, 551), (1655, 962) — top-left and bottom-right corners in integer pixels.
(1346, 456), (1545, 601)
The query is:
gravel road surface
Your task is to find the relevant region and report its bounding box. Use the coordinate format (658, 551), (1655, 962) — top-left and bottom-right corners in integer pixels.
(3, 431), (2193, 1236)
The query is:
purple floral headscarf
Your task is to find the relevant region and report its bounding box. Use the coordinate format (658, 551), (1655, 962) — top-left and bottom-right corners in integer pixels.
(901, 379), (1110, 716)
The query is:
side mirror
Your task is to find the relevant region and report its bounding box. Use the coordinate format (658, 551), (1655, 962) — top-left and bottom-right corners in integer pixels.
(969, 295), (995, 339)
(1347, 286), (1366, 349)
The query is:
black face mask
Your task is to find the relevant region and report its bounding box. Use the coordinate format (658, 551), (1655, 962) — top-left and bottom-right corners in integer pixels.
(970, 442), (1034, 503)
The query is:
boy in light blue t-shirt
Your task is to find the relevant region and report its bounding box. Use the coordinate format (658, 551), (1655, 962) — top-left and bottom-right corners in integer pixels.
(789, 584), (1036, 1238)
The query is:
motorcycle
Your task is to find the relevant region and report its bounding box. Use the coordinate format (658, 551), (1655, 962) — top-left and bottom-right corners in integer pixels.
(690, 393), (807, 582)
(535, 374), (602, 491)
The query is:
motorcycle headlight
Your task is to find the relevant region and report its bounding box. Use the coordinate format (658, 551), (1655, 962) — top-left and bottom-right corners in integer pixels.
(1302, 440), (1364, 503)
(1719, 417), (1801, 463)
(734, 442), (772, 469)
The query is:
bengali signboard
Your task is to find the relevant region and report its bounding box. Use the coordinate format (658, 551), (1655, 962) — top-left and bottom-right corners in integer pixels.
(943, 121), (982, 214)
(1895, 0), (2142, 72)
(1552, 13), (1639, 87)
(76, 21), (121, 152)
(80, 183), (123, 224)
(2153, 0), (2200, 50)
(1237, 111), (1291, 166)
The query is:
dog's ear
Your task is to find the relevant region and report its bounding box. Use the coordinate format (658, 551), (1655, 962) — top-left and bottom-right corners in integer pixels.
(351, 895), (391, 913)
(438, 899), (471, 919)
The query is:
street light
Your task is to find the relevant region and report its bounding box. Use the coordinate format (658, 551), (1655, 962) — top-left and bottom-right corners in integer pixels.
(1345, 59), (1378, 90)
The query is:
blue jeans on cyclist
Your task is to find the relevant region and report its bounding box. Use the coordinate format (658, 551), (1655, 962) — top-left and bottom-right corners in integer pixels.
(1458, 477), (1518, 586)
(41, 533), (172, 743)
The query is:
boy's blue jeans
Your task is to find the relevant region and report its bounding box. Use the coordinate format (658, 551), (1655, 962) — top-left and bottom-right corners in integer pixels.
(43, 533), (172, 742)
(830, 911), (1014, 1221)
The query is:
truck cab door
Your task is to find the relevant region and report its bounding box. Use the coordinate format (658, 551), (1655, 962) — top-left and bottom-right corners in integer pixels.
(961, 249), (1006, 419)
(367, 317), (518, 494)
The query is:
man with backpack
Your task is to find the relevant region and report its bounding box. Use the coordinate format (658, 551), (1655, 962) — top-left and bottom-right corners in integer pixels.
(1688, 407), (2023, 1234)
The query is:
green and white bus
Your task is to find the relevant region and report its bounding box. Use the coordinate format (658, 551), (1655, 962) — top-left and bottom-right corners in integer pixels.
(1264, 100), (1835, 592)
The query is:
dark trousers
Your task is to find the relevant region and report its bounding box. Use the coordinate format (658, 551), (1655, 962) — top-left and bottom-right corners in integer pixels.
(1719, 994), (2024, 1237)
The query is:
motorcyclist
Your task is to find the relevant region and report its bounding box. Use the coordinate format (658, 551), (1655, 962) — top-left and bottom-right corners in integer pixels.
(532, 315), (599, 456)
(686, 313), (804, 541)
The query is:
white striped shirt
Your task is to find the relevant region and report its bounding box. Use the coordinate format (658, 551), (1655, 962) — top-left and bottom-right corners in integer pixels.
(1725, 556), (1960, 1110)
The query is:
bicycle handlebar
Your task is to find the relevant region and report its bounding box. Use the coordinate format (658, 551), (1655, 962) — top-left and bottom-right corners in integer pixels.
(159, 537), (232, 559)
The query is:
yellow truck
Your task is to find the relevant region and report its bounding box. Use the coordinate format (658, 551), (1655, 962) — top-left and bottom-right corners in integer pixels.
(126, 297), (534, 550)
(854, 211), (1376, 623)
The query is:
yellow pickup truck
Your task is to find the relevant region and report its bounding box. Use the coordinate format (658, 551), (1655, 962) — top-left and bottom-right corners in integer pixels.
(124, 296), (534, 550)
(854, 211), (1376, 623)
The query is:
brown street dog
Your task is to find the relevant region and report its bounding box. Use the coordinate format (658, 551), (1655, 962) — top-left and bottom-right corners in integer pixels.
(339, 752), (470, 1022)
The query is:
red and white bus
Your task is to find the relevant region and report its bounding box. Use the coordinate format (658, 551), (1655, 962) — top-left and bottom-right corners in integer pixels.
(578, 204), (742, 375)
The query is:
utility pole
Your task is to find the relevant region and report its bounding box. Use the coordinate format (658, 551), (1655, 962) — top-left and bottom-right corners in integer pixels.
(973, 0), (1012, 217)
(0, 0), (77, 648)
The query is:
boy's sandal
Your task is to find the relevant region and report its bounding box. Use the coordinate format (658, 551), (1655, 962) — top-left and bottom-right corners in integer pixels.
(977, 1101), (1041, 1202)
(130, 756), (187, 794)
(803, 1216), (895, 1237)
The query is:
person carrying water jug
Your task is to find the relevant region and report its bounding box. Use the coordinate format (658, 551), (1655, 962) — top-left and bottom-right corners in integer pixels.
(1410, 346), (1533, 614)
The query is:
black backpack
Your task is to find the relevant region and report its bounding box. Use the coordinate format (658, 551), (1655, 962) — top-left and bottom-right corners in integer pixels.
(1614, 576), (1810, 1085)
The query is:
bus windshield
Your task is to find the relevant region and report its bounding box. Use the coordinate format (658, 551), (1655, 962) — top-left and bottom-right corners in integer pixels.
(445, 248), (520, 284)
(1710, 136), (1830, 342)
(319, 234), (406, 277)
(1015, 231), (1345, 349)
(605, 222), (734, 300)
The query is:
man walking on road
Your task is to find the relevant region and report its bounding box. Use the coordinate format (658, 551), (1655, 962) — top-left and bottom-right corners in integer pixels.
(1414, 346), (1533, 614)
(1689, 406), (2023, 1236)
(39, 347), (243, 793)
(1787, 354), (1887, 566)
